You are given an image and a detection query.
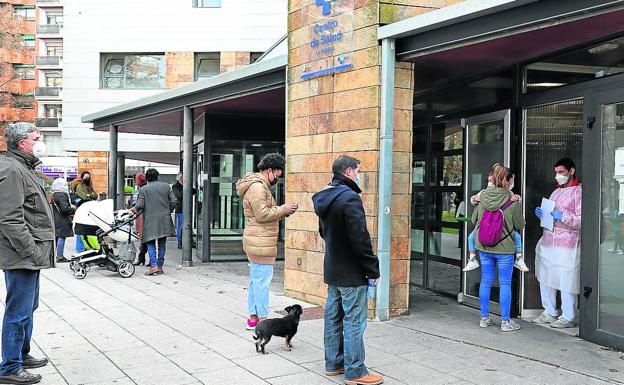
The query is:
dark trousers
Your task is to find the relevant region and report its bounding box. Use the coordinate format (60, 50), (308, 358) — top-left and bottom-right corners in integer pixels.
(135, 243), (148, 264)
(0, 270), (40, 375)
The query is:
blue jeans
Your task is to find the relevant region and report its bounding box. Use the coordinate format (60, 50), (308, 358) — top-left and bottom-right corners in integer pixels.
(324, 285), (368, 381)
(56, 237), (65, 258)
(479, 252), (514, 321)
(247, 263), (273, 318)
(175, 213), (183, 244)
(468, 230), (522, 253)
(146, 237), (167, 267)
(0, 270), (39, 375)
(75, 236), (85, 252)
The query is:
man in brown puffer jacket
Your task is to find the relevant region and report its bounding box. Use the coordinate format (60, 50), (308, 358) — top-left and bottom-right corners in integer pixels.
(236, 153), (298, 330)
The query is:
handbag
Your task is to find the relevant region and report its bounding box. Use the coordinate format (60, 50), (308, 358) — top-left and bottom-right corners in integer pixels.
(51, 193), (75, 221)
(69, 191), (83, 206)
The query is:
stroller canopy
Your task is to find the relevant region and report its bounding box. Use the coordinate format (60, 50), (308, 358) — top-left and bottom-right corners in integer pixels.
(74, 199), (138, 243)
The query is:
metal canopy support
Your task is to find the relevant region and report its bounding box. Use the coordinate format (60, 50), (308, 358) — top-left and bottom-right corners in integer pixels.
(116, 153), (125, 209)
(376, 38), (396, 322)
(109, 124), (118, 207)
(182, 106), (194, 267)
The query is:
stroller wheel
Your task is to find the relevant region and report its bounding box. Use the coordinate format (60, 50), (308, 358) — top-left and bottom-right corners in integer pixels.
(117, 261), (135, 278)
(69, 260), (76, 270)
(73, 266), (87, 279)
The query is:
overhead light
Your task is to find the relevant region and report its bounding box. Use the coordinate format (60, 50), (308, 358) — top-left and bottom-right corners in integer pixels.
(527, 82), (567, 88)
(250, 143), (262, 147)
(588, 43), (619, 55)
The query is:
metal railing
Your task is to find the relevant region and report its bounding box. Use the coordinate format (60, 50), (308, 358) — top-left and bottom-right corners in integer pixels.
(36, 24), (62, 34)
(35, 118), (60, 128)
(34, 87), (61, 97)
(35, 56), (61, 66)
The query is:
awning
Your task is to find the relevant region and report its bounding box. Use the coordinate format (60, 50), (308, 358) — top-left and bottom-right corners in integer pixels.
(82, 55), (287, 136)
(378, 0), (624, 90)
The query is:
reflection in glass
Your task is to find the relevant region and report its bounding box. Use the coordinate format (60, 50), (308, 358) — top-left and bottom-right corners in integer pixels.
(428, 226), (460, 261)
(428, 260), (460, 295)
(599, 101), (624, 337)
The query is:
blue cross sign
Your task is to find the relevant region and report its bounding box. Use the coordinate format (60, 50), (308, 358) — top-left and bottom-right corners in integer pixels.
(315, 0), (333, 16)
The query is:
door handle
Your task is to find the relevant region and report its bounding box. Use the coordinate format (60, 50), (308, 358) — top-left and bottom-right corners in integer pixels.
(587, 116), (596, 129)
(583, 286), (593, 298)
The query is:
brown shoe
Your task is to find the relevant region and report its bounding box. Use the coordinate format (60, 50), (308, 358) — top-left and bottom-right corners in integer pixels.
(326, 368), (345, 376)
(155, 267), (163, 275)
(144, 267), (159, 276)
(345, 373), (384, 385)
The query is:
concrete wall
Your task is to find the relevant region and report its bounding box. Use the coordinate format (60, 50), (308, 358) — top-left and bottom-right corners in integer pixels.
(61, 0), (287, 154)
(284, 0), (459, 316)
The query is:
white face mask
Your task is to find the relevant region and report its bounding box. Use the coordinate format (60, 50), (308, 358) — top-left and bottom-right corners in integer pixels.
(33, 141), (47, 158)
(508, 182), (514, 191)
(555, 173), (569, 186)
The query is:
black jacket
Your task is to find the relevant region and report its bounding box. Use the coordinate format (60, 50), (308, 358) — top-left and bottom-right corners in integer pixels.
(171, 181), (196, 214)
(312, 175), (379, 287)
(52, 191), (75, 238)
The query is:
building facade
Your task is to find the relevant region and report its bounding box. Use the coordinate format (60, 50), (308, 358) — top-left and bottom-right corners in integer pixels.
(63, 0), (286, 193)
(0, 0), (36, 151)
(83, 0), (624, 351)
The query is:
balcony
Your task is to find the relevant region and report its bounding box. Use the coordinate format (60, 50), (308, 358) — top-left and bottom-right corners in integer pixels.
(36, 24), (62, 35)
(36, 0), (61, 4)
(35, 118), (60, 128)
(35, 56), (61, 67)
(34, 87), (61, 100)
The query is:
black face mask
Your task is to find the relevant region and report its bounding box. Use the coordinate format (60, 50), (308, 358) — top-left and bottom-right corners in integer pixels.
(83, 178), (91, 186)
(269, 170), (279, 187)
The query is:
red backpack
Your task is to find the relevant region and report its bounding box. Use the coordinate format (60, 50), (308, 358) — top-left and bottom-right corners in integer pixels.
(478, 199), (513, 247)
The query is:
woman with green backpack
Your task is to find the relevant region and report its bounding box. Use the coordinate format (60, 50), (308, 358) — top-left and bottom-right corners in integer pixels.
(471, 164), (526, 332)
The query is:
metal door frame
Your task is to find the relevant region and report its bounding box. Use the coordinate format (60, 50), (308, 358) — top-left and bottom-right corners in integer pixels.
(460, 109), (511, 312)
(580, 83), (624, 351)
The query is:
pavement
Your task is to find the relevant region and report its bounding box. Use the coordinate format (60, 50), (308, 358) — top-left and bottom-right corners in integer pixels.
(0, 237), (622, 385)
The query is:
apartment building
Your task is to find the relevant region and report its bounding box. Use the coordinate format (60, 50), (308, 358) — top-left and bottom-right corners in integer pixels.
(0, 0), (36, 151)
(62, 0), (286, 193)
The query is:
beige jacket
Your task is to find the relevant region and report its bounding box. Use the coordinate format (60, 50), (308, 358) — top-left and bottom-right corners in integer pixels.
(236, 172), (287, 264)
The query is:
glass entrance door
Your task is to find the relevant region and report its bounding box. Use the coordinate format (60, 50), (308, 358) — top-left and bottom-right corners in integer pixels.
(461, 110), (511, 311)
(581, 88), (624, 350)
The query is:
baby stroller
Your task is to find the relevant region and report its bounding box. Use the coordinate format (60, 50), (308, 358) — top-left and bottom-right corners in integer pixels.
(69, 199), (139, 280)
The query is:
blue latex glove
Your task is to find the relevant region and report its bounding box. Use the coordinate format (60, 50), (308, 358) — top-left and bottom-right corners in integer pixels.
(552, 210), (563, 221)
(535, 207), (543, 218)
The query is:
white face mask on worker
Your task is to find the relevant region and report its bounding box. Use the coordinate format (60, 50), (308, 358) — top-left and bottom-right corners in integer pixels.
(555, 173), (569, 186)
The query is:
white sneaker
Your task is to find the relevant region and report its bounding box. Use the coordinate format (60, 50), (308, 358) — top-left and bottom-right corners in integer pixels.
(479, 317), (494, 328)
(533, 311), (558, 324)
(501, 319), (521, 332)
(514, 258), (529, 272)
(463, 259), (480, 272)
(551, 318), (575, 328)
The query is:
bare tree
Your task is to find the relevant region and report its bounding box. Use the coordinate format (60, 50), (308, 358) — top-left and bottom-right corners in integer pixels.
(0, 4), (30, 150)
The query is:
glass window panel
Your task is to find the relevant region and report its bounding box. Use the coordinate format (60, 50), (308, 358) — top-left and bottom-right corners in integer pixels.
(427, 260), (460, 295)
(194, 0), (222, 7)
(44, 104), (62, 118)
(125, 55), (164, 88)
(430, 155), (462, 186)
(411, 228), (424, 254)
(599, 101), (624, 337)
(197, 58), (220, 77)
(431, 119), (462, 152)
(428, 226), (461, 260)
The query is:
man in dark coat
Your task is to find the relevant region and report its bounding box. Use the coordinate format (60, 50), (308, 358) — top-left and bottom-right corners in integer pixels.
(0, 122), (55, 384)
(171, 173), (196, 249)
(312, 155), (382, 385)
(135, 168), (177, 276)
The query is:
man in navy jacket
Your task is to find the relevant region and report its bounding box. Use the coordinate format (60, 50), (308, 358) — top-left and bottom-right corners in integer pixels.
(312, 155), (382, 385)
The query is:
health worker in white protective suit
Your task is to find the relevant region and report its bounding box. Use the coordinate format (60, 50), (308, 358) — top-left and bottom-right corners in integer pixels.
(533, 158), (582, 329)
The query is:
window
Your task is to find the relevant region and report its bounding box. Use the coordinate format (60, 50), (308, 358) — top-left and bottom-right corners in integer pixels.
(101, 54), (165, 89)
(46, 42), (63, 56)
(250, 52), (264, 64)
(13, 65), (35, 80)
(192, 0), (221, 7)
(46, 11), (63, 25)
(195, 53), (220, 80)
(43, 104), (62, 118)
(13, 5), (35, 21)
(14, 94), (34, 109)
(45, 71), (62, 87)
(21, 34), (35, 48)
